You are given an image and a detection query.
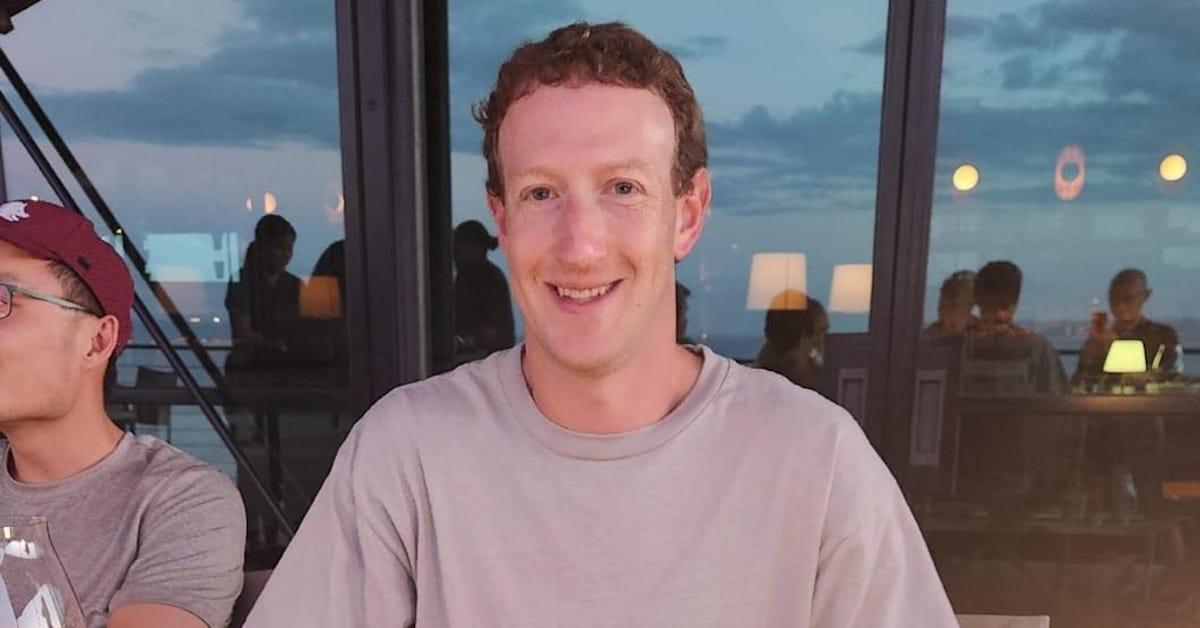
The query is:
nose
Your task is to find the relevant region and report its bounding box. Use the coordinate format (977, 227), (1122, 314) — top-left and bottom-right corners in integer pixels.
(554, 192), (607, 270)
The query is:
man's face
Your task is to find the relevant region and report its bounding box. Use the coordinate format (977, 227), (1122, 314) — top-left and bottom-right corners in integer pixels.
(937, 293), (973, 332)
(0, 240), (92, 425)
(1109, 281), (1149, 326)
(488, 84), (709, 374)
(262, 235), (295, 276)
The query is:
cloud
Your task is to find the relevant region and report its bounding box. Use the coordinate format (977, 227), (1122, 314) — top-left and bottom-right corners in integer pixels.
(29, 0), (339, 149)
(666, 35), (729, 60)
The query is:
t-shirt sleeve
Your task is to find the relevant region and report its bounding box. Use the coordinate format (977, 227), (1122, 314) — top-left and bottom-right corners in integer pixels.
(811, 420), (958, 627)
(109, 465), (247, 628)
(242, 405), (418, 627)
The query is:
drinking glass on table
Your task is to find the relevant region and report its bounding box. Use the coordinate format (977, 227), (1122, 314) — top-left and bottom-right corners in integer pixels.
(0, 516), (85, 628)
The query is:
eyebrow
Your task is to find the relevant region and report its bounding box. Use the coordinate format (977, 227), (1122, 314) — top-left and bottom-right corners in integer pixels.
(601, 159), (654, 173)
(510, 167), (560, 182)
(512, 160), (655, 181)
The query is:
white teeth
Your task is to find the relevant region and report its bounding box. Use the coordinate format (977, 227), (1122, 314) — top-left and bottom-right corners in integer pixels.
(555, 283), (612, 301)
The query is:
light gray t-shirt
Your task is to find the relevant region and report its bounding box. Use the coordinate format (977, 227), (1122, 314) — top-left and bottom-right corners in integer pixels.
(0, 433), (246, 628)
(247, 345), (956, 627)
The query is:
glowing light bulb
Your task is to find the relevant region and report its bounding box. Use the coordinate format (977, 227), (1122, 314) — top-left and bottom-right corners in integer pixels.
(952, 164), (979, 192)
(1160, 153), (1187, 182)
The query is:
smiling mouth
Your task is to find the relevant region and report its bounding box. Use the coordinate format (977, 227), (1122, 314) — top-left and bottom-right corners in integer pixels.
(549, 280), (619, 304)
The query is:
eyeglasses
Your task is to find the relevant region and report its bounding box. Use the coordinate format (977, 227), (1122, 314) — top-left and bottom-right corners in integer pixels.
(0, 282), (94, 320)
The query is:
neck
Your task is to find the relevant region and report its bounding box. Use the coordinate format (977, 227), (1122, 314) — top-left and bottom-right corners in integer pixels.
(522, 337), (703, 435)
(3, 407), (123, 485)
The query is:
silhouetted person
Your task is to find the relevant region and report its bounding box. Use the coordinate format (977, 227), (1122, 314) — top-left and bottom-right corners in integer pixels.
(299, 239), (348, 384)
(454, 220), (514, 360)
(675, 281), (695, 345)
(1075, 268), (1180, 386)
(960, 260), (1068, 512)
(1076, 269), (1180, 523)
(923, 270), (977, 337)
(225, 214), (301, 378)
(755, 291), (828, 389)
(963, 260), (1066, 395)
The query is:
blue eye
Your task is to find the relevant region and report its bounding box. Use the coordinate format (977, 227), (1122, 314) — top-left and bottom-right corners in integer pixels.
(613, 181), (635, 195)
(530, 187), (552, 201)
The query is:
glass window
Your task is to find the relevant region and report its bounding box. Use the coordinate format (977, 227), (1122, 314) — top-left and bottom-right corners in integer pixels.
(1, 0), (348, 564)
(914, 2), (1200, 623)
(447, 1), (890, 407)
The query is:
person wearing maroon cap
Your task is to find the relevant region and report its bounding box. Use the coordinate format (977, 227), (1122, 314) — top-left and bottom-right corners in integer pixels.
(0, 199), (246, 628)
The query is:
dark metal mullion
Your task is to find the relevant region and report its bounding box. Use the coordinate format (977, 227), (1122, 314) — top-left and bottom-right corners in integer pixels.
(0, 87), (295, 539)
(0, 47), (230, 397)
(337, 0), (430, 410)
(868, 0), (949, 475)
(334, 0), (374, 416)
(865, 0), (917, 453)
(422, 0), (455, 376)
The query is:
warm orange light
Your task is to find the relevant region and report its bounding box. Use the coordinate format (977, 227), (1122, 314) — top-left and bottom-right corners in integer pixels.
(1160, 153), (1187, 182)
(264, 192), (278, 214)
(952, 164), (979, 192)
(1054, 145), (1086, 201)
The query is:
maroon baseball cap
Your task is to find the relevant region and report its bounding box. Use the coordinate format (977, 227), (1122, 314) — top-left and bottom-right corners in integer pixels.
(0, 199), (135, 352)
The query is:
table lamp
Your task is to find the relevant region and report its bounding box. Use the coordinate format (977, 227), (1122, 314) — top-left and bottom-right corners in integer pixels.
(746, 253), (807, 310)
(828, 264), (872, 314)
(1103, 339), (1146, 393)
(300, 276), (343, 319)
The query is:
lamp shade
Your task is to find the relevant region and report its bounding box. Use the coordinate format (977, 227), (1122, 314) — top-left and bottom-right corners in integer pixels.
(746, 253), (807, 310)
(829, 264), (872, 313)
(300, 276), (343, 319)
(1103, 339), (1146, 374)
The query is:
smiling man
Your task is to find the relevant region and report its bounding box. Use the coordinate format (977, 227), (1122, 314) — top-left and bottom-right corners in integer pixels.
(247, 22), (956, 627)
(0, 199), (245, 628)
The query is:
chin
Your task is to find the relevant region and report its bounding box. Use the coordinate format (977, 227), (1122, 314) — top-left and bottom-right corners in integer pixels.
(534, 332), (625, 376)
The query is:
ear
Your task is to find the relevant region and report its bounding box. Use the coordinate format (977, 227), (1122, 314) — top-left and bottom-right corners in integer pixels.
(83, 314), (120, 373)
(487, 192), (509, 249)
(673, 168), (711, 262)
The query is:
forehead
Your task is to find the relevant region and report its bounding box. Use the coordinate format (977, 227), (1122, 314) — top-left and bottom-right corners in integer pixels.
(0, 238), (58, 290)
(498, 84), (676, 177)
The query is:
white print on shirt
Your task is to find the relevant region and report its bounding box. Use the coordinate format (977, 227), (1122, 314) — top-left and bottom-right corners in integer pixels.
(0, 202), (30, 223)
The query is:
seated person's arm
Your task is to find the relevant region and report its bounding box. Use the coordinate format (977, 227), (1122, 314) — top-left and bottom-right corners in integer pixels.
(107, 603), (206, 628)
(109, 466), (246, 628)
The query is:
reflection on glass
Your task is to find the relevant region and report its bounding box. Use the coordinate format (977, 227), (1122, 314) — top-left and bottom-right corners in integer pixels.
(1159, 153), (1187, 183)
(1074, 269), (1182, 393)
(755, 291), (828, 389)
(225, 215), (301, 381)
(453, 220), (514, 363)
(921, 2), (1200, 622)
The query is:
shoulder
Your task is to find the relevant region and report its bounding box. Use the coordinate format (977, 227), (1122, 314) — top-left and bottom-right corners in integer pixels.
(343, 349), (514, 462)
(716, 352), (858, 446)
(714, 352), (900, 530)
(124, 435), (242, 514)
(1144, 319), (1179, 340)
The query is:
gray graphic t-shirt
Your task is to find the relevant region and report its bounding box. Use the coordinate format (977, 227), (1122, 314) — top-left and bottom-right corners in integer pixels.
(0, 433), (245, 628)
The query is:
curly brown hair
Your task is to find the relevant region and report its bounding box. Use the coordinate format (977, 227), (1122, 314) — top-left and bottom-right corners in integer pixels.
(473, 21), (708, 200)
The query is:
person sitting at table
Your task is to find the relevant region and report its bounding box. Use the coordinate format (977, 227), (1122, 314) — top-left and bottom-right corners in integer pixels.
(755, 291), (829, 390)
(225, 214), (303, 382)
(963, 260), (1067, 395)
(0, 199), (245, 628)
(1075, 269), (1180, 523)
(960, 261), (1070, 510)
(1074, 268), (1181, 388)
(923, 269), (977, 338)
